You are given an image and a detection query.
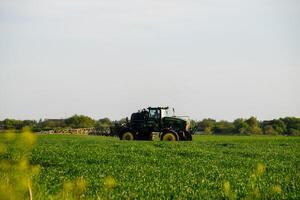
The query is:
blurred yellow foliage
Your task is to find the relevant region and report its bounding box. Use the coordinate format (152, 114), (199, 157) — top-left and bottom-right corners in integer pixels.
(223, 180), (235, 200)
(1, 130), (90, 200)
(104, 176), (116, 189)
(0, 143), (6, 154)
(4, 131), (16, 141)
(18, 158), (29, 171)
(272, 185), (282, 194)
(60, 177), (87, 200)
(256, 163), (266, 176)
(224, 181), (231, 196)
(21, 130), (37, 147)
(0, 130), (39, 200)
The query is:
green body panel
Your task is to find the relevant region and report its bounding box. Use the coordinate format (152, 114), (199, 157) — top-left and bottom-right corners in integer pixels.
(161, 117), (187, 131)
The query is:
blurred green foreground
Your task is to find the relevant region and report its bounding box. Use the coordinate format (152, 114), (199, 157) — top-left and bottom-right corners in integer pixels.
(0, 131), (299, 199)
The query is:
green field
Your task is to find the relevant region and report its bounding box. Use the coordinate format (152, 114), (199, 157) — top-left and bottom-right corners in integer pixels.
(1, 134), (300, 199)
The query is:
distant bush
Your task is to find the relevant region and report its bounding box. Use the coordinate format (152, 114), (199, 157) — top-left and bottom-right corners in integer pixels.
(263, 125), (279, 135)
(198, 118), (216, 132)
(203, 127), (213, 135)
(262, 119), (287, 135)
(39, 119), (66, 131)
(65, 115), (96, 128)
(250, 126), (263, 135)
(95, 118), (112, 135)
(2, 119), (23, 130)
(233, 118), (249, 134)
(281, 117), (300, 135)
(289, 129), (300, 136)
(214, 120), (235, 134)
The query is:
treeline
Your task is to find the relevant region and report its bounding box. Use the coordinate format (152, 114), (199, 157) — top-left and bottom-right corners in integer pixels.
(0, 115), (299, 136)
(0, 115), (118, 134)
(191, 116), (300, 136)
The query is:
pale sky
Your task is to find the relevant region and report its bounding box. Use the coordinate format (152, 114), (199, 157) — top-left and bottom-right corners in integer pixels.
(0, 0), (299, 121)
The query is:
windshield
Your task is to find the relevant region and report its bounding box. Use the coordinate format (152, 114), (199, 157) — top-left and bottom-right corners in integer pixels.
(161, 108), (175, 118)
(149, 109), (160, 119)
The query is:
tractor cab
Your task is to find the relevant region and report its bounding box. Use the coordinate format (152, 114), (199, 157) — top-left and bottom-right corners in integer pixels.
(147, 107), (176, 131)
(148, 107), (175, 120)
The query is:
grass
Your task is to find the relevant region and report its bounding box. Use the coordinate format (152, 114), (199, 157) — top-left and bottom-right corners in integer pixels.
(1, 134), (300, 199)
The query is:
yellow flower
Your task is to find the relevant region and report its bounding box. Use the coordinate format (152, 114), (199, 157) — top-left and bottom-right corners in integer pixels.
(4, 131), (16, 141)
(252, 187), (261, 199)
(103, 176), (116, 189)
(19, 158), (29, 171)
(75, 177), (87, 193)
(256, 163), (266, 176)
(63, 181), (73, 192)
(31, 165), (41, 176)
(0, 160), (10, 171)
(21, 131), (36, 146)
(272, 185), (282, 194)
(224, 181), (231, 197)
(0, 143), (6, 154)
(19, 177), (29, 188)
(0, 183), (14, 200)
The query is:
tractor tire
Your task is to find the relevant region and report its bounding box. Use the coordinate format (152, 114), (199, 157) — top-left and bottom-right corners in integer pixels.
(161, 131), (179, 141)
(120, 131), (135, 141)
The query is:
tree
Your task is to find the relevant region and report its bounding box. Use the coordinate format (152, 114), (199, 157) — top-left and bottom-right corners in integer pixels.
(281, 117), (300, 135)
(22, 120), (37, 128)
(65, 115), (96, 128)
(3, 119), (23, 130)
(264, 125), (279, 135)
(189, 119), (197, 132)
(214, 120), (234, 134)
(289, 129), (300, 136)
(233, 117), (262, 135)
(98, 118), (112, 126)
(198, 118), (216, 133)
(233, 118), (249, 134)
(273, 119), (287, 135)
(245, 116), (263, 135)
(118, 118), (128, 124)
(96, 118), (112, 134)
(262, 119), (287, 135)
(40, 119), (66, 130)
(203, 127), (213, 134)
(246, 116), (260, 127)
(0, 120), (3, 130)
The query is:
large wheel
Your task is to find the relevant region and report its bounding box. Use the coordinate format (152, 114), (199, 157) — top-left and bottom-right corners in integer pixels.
(120, 131), (135, 140)
(161, 132), (179, 141)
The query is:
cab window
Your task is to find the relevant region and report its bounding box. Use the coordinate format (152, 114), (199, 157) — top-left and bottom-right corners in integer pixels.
(149, 109), (160, 119)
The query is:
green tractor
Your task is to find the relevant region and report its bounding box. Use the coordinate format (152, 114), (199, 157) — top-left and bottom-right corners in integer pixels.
(119, 107), (193, 141)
